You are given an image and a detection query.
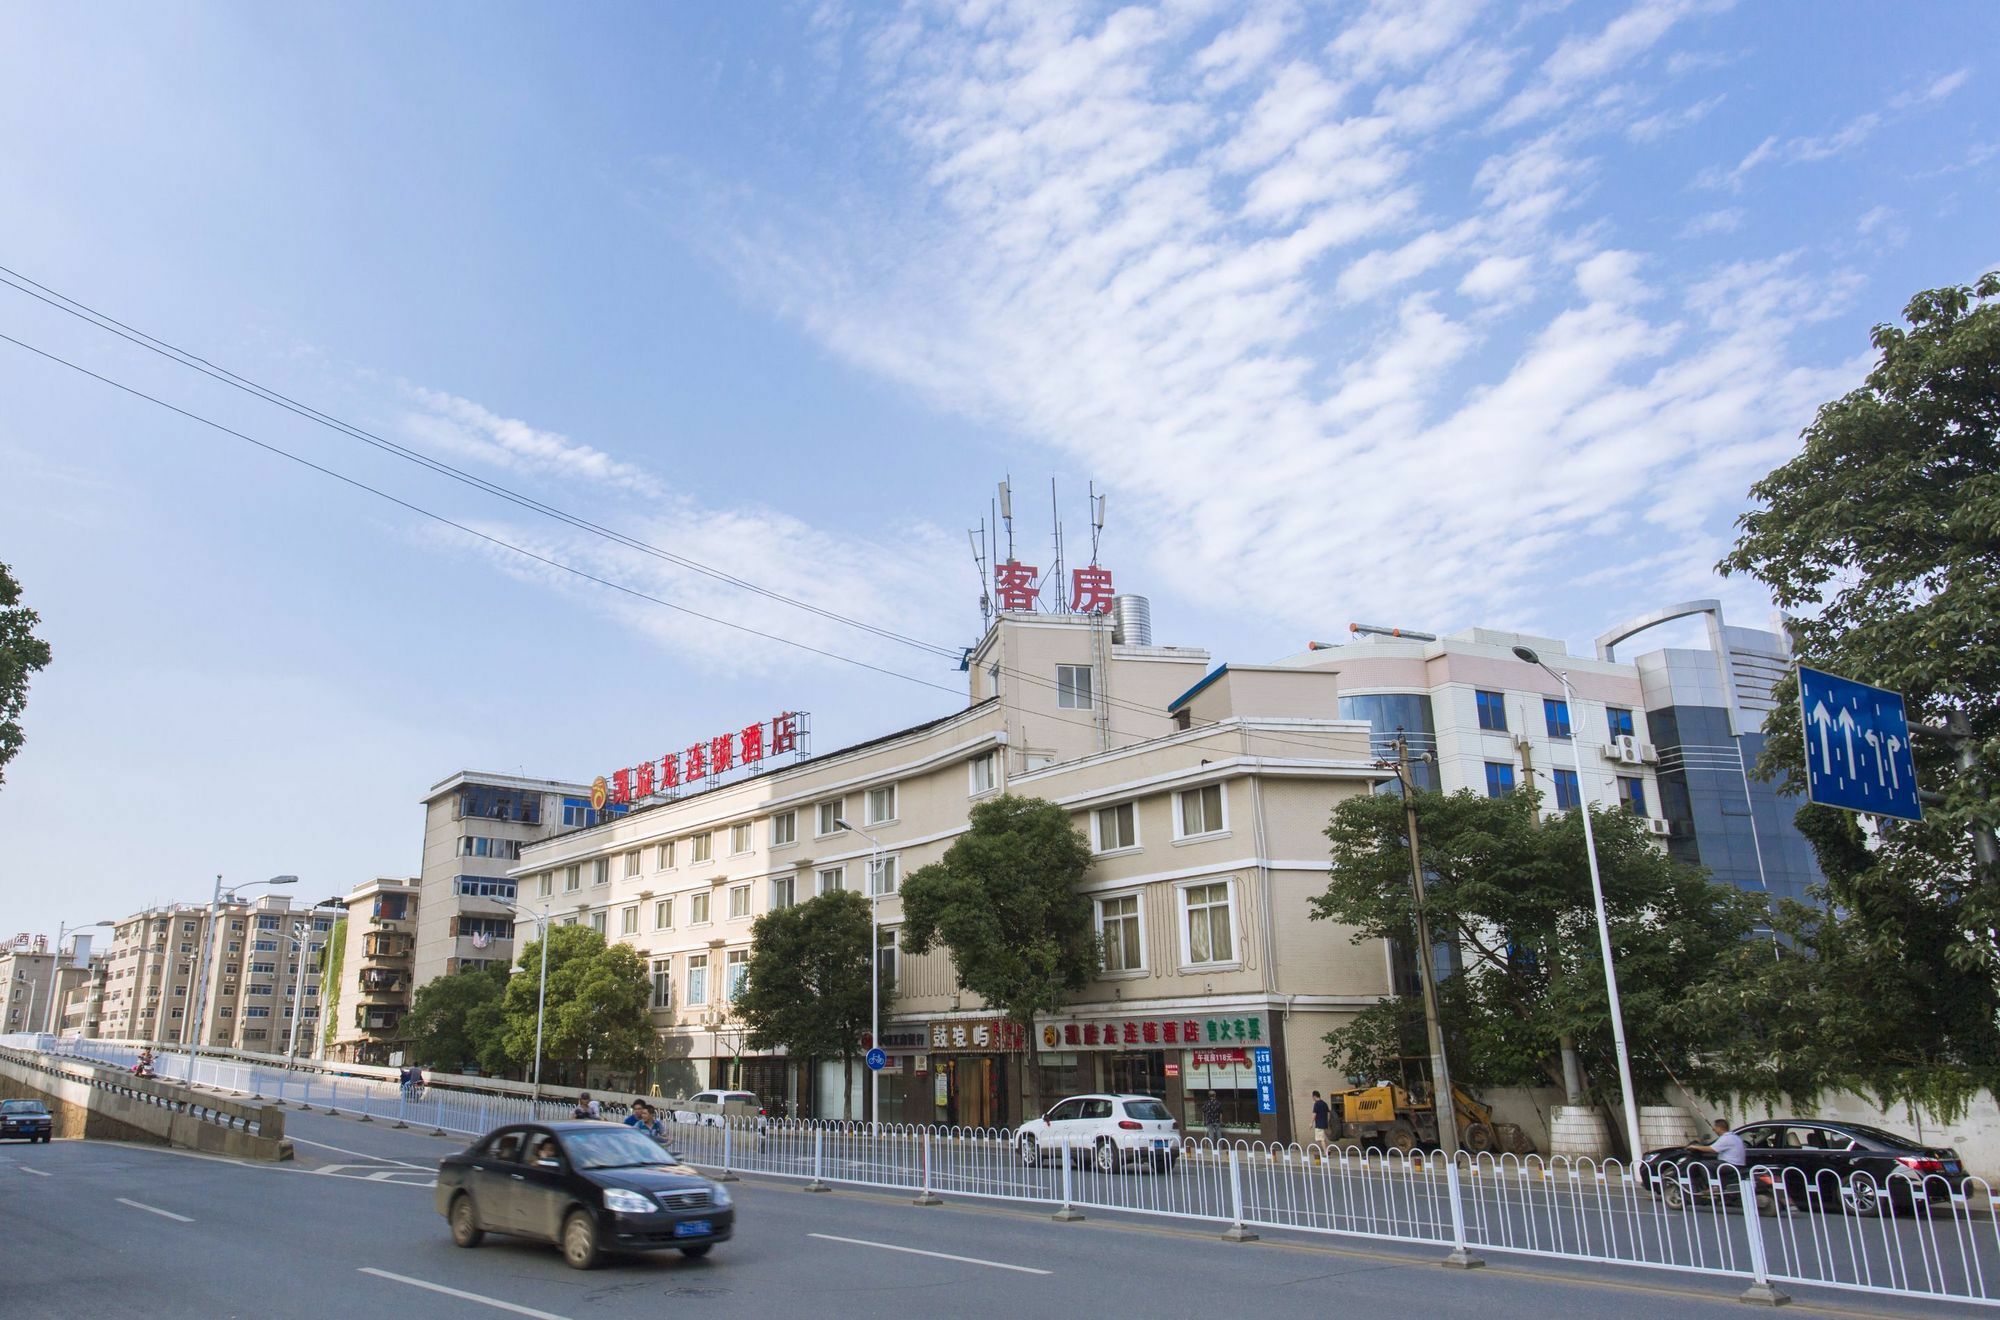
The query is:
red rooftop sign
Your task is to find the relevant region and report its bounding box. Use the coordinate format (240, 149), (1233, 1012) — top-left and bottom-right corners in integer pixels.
(994, 561), (1115, 614)
(592, 712), (804, 812)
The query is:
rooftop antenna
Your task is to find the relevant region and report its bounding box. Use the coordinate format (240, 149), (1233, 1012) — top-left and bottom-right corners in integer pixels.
(998, 478), (1014, 561)
(1050, 478), (1064, 613)
(1088, 481), (1105, 565)
(967, 520), (992, 623)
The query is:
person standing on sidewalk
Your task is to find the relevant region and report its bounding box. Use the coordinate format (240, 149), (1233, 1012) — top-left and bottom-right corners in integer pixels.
(1202, 1091), (1225, 1145)
(1311, 1091), (1331, 1146)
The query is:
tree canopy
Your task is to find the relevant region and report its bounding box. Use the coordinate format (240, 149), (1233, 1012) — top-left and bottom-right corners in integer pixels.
(402, 965), (508, 1074)
(1312, 787), (1764, 1106)
(900, 794), (1097, 1106)
(0, 562), (53, 790)
(494, 925), (656, 1084)
(737, 889), (887, 1119)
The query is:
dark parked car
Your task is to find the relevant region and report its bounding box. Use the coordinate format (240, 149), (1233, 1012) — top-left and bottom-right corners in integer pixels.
(1639, 1119), (1968, 1217)
(436, 1122), (734, 1269)
(0, 1100), (53, 1143)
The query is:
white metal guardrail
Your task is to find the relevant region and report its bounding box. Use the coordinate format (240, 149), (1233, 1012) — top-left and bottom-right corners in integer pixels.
(55, 1040), (1998, 1308)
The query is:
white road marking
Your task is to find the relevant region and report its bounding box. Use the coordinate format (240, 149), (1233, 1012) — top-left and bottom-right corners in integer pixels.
(18, 1167), (50, 1177)
(116, 1197), (193, 1222)
(358, 1268), (574, 1319)
(808, 1232), (1052, 1275)
(288, 1136), (430, 1168)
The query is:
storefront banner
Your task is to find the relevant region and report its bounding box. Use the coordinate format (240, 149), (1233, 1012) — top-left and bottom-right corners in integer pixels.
(1254, 1047), (1276, 1114)
(927, 1019), (1027, 1052)
(1036, 1012), (1269, 1051)
(1190, 1048), (1248, 1067)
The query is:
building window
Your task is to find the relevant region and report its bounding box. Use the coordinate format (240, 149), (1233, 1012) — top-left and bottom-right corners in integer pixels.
(969, 752), (997, 795)
(454, 877), (516, 900)
(1620, 776), (1647, 816)
(865, 784), (897, 825)
(1177, 784), (1225, 838)
(1094, 802), (1137, 852)
(730, 823), (753, 855)
(816, 867), (845, 896)
(816, 800), (843, 837)
(1056, 664), (1094, 710)
(1553, 768), (1581, 811)
(1475, 689), (1507, 732)
(593, 857), (610, 886)
(1097, 894), (1142, 973)
(1484, 762), (1516, 798)
(244, 1006), (270, 1019)
(1182, 882), (1235, 966)
(769, 875), (795, 910)
(725, 949), (749, 1002)
(257, 916), (279, 930)
(1607, 707), (1635, 740)
(876, 926), (898, 991)
(770, 812), (796, 847)
(728, 885), (751, 920)
(1544, 698), (1572, 740)
(564, 865), (580, 892)
(651, 958), (673, 1009)
(656, 841), (675, 870)
(624, 850), (641, 878)
(869, 855), (899, 897)
(537, 873), (553, 899)
(590, 911), (607, 935)
(690, 892), (710, 925)
(654, 899), (673, 929)
(691, 833), (712, 864)
(620, 906), (639, 936)
(686, 954), (708, 1006)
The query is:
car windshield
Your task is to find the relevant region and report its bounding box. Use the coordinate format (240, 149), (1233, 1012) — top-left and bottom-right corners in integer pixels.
(563, 1127), (680, 1170)
(1123, 1099), (1172, 1121)
(1, 1101), (46, 1114)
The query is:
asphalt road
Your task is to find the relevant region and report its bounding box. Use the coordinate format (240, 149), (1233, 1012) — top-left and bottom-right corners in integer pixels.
(0, 1108), (1971, 1320)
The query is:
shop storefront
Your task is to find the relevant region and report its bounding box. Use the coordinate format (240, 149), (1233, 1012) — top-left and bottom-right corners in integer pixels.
(1037, 1010), (1278, 1139)
(922, 1018), (1025, 1129)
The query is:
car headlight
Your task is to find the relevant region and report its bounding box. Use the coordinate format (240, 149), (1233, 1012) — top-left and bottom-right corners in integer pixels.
(708, 1181), (732, 1208)
(602, 1188), (656, 1214)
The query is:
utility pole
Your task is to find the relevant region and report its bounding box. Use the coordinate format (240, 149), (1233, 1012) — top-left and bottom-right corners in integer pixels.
(1382, 735), (1462, 1159)
(1911, 711), (2000, 885)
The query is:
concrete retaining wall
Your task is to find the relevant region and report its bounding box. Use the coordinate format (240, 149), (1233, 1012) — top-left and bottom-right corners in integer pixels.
(0, 1049), (291, 1161)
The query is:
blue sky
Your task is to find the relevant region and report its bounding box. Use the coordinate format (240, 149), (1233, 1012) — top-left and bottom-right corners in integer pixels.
(2, 1), (1994, 940)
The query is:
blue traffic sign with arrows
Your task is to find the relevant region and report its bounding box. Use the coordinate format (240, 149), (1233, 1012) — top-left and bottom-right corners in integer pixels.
(1798, 665), (1922, 822)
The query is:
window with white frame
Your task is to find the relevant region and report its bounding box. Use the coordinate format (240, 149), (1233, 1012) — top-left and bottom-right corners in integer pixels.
(651, 957), (672, 1009)
(728, 884), (751, 919)
(969, 751), (997, 795)
(590, 910), (607, 935)
(1181, 881), (1235, 966)
(654, 898), (672, 929)
(686, 954), (708, 1006)
(869, 854), (899, 896)
(1177, 784), (1225, 838)
(816, 800), (843, 837)
(537, 872), (553, 899)
(1098, 894), (1142, 972)
(730, 822), (752, 855)
(877, 926), (898, 990)
(690, 891), (710, 925)
(769, 875), (795, 910)
(623, 850), (641, 878)
(593, 857), (610, 886)
(620, 906), (638, 936)
(865, 784), (897, 824)
(656, 840), (675, 870)
(816, 866), (845, 895)
(770, 811), (796, 847)
(1094, 802), (1137, 852)
(690, 833), (712, 864)
(564, 865), (580, 892)
(1056, 664), (1094, 709)
(725, 949), (749, 1001)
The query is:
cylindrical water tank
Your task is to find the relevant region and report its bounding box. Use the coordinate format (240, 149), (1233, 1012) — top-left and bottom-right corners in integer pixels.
(1111, 595), (1152, 647)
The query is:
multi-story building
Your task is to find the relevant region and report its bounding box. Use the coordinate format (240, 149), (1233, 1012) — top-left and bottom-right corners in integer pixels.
(57, 952), (110, 1037)
(413, 772), (605, 990)
(325, 877), (420, 1064)
(95, 896), (341, 1051)
(511, 605), (1393, 1140)
(1, 941), (58, 1036)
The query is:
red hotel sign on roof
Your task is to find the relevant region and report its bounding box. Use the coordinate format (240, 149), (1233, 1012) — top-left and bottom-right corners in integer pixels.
(591, 712), (803, 812)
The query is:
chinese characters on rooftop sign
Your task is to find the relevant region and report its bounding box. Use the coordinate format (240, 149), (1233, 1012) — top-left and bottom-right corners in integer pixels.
(591, 712), (807, 813)
(993, 561), (1116, 615)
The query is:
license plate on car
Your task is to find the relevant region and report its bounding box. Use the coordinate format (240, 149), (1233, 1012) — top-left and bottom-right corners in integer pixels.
(1946, 1161), (1962, 1174)
(673, 1220), (711, 1238)
(1152, 1139), (1169, 1149)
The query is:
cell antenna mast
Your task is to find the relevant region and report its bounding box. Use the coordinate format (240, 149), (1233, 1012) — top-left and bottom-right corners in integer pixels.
(1050, 477), (1064, 614)
(1089, 481), (1106, 564)
(967, 521), (991, 622)
(998, 478), (1014, 560)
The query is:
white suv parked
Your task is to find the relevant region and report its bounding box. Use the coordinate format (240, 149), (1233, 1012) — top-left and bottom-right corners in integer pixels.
(668, 1090), (761, 1127)
(1016, 1093), (1181, 1173)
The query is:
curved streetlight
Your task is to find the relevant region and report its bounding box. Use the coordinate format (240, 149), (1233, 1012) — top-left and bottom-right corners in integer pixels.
(499, 899), (553, 1103)
(835, 818), (884, 1130)
(44, 919), (113, 1035)
(1512, 644), (1643, 1167)
(188, 875), (297, 1085)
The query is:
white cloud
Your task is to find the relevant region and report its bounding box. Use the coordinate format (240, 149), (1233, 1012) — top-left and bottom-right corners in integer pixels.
(1626, 92), (1724, 142)
(400, 388), (664, 497)
(1192, 4), (1298, 92)
(1459, 254), (1534, 301)
(1700, 68), (1972, 187)
(1498, 0), (1729, 128)
(1679, 207), (1744, 237)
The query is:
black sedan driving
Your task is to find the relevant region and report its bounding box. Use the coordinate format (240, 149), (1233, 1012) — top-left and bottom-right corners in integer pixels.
(436, 1121), (734, 1269)
(0, 1100), (53, 1143)
(1639, 1118), (1968, 1217)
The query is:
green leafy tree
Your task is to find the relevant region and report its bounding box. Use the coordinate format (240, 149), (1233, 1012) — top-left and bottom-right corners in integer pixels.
(900, 794), (1097, 1112)
(402, 966), (507, 1074)
(319, 917), (346, 1053)
(0, 562), (53, 790)
(1312, 787), (1765, 1114)
(496, 925), (656, 1085)
(738, 889), (889, 1119)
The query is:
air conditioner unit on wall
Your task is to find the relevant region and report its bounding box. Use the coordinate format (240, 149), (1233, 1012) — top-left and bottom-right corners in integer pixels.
(1615, 734), (1642, 765)
(1640, 743), (1660, 764)
(1646, 818), (1672, 837)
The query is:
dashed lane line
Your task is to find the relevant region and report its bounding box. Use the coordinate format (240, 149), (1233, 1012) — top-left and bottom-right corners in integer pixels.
(807, 1232), (1053, 1275)
(358, 1268), (573, 1319)
(17, 1166), (50, 1176)
(116, 1197), (194, 1223)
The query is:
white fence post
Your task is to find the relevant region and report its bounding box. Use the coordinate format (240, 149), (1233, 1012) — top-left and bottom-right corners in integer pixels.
(805, 1125), (831, 1193)
(1053, 1143), (1085, 1222)
(1441, 1159), (1485, 1269)
(326, 1080), (339, 1116)
(1737, 1168), (1790, 1306)
(1221, 1145), (1258, 1242)
(716, 1122), (739, 1182)
(432, 1095), (448, 1137)
(393, 1090), (409, 1129)
(913, 1129), (942, 1206)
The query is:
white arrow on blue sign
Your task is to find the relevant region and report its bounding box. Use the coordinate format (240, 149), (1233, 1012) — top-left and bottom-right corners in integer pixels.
(1798, 665), (1922, 822)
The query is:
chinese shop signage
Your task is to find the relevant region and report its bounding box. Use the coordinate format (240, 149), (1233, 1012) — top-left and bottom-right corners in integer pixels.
(927, 1019), (1028, 1052)
(993, 560), (1116, 614)
(1036, 1014), (1268, 1051)
(591, 712), (802, 810)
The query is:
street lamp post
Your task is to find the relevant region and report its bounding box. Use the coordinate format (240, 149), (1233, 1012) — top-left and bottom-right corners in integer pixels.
(503, 900), (552, 1103)
(189, 875), (296, 1087)
(45, 920), (112, 1036)
(1513, 645), (1644, 1166)
(283, 901), (343, 1066)
(836, 819), (883, 1130)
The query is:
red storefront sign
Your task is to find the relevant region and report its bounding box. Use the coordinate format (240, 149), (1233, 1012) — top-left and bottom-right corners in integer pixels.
(592, 712), (805, 810)
(991, 562), (1117, 615)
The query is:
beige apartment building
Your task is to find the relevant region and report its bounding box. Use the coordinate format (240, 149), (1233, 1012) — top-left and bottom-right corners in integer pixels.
(324, 876), (420, 1064)
(95, 896), (340, 1053)
(510, 608), (1395, 1141)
